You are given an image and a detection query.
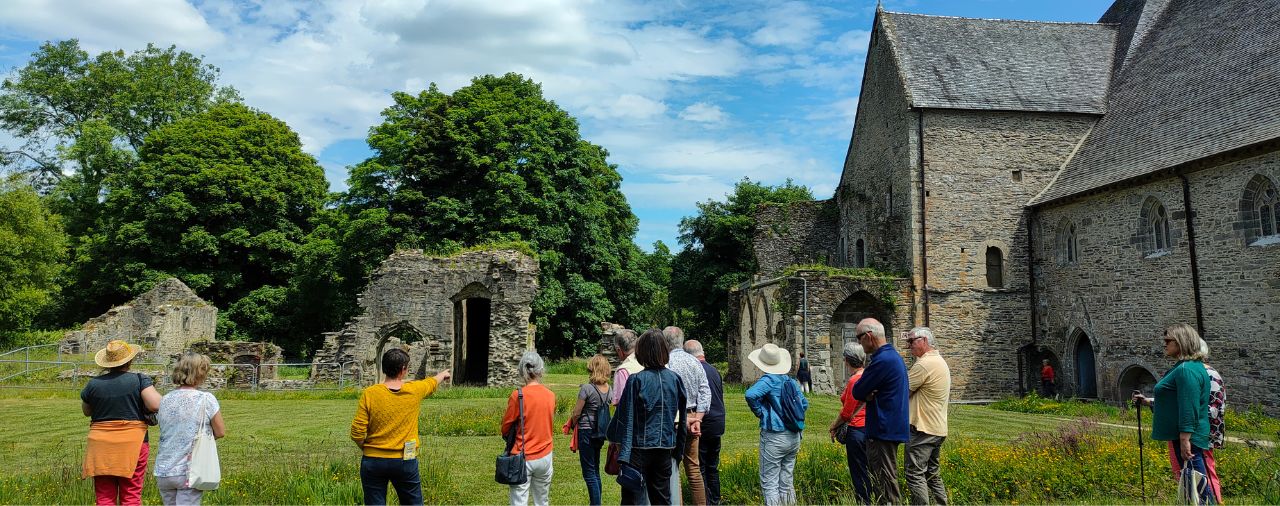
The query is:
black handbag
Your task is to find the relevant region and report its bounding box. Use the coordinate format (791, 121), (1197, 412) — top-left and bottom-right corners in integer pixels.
(136, 373), (157, 426)
(495, 389), (528, 485)
(616, 461), (645, 492)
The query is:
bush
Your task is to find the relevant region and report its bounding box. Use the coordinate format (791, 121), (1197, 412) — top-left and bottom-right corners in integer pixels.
(545, 357), (589, 375)
(0, 329), (66, 350)
(990, 392), (1124, 419)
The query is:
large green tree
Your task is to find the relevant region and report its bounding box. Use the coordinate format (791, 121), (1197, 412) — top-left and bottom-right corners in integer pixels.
(0, 177), (67, 338)
(82, 103), (327, 351)
(0, 39), (239, 236)
(671, 178), (813, 361)
(343, 73), (654, 356)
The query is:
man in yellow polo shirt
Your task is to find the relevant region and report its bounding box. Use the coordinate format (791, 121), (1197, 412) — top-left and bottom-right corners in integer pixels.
(351, 348), (451, 505)
(904, 327), (951, 505)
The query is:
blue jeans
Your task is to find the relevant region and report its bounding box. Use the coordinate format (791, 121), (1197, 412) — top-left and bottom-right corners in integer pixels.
(360, 456), (423, 505)
(579, 430), (605, 505)
(842, 427), (871, 504)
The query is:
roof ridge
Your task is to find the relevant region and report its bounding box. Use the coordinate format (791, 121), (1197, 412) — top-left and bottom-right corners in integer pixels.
(1029, 122), (1098, 207)
(882, 10), (1118, 27)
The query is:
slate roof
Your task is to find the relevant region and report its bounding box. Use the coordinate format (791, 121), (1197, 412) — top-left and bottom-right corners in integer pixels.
(880, 12), (1118, 114)
(1030, 0), (1280, 206)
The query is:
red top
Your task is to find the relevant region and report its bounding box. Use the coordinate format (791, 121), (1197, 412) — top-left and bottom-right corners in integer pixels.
(501, 384), (556, 460)
(1041, 365), (1055, 381)
(839, 370), (866, 428)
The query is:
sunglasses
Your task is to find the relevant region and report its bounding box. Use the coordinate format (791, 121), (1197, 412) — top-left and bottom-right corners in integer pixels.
(856, 331), (872, 340)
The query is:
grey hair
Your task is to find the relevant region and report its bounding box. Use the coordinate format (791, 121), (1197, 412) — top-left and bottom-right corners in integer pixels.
(613, 329), (639, 353)
(907, 326), (936, 348)
(683, 340), (704, 357)
(518, 351), (545, 382)
(1199, 338), (1210, 360)
(842, 342), (867, 368)
(662, 326), (684, 350)
(858, 319), (885, 341)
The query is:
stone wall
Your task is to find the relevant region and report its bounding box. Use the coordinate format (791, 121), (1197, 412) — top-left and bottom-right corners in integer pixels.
(920, 109), (1097, 399)
(731, 270), (914, 393)
(753, 200), (839, 277)
(311, 249), (539, 387)
(59, 278), (217, 362)
(835, 23), (917, 276)
(1034, 149), (1280, 411)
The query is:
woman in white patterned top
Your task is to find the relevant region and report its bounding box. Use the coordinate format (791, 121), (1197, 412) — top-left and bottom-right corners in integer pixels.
(155, 354), (226, 505)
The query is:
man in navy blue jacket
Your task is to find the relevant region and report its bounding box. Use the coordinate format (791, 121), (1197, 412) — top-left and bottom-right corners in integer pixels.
(852, 318), (910, 505)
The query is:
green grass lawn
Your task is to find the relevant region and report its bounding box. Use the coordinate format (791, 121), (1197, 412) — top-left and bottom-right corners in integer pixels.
(0, 373), (1274, 504)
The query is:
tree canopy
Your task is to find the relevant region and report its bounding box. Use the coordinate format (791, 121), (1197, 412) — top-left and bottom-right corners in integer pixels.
(671, 178), (814, 359)
(343, 73), (655, 356)
(0, 177), (67, 336)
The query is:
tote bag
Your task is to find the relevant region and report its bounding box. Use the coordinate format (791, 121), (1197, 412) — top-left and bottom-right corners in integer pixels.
(188, 395), (221, 491)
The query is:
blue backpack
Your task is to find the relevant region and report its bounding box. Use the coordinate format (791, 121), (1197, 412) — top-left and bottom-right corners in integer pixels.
(774, 377), (808, 432)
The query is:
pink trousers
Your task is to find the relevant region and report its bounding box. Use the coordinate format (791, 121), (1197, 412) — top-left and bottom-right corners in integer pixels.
(1168, 441), (1221, 503)
(94, 442), (149, 506)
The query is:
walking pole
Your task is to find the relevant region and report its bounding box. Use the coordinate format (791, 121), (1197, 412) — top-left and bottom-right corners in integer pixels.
(1135, 394), (1147, 505)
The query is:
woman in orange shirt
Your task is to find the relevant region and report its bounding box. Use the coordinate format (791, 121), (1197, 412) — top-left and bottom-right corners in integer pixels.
(502, 351), (556, 506)
(829, 342), (870, 504)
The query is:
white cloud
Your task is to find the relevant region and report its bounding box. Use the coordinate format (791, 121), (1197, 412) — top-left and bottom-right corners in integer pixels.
(0, 0), (223, 51)
(583, 94), (668, 120)
(817, 29), (872, 55)
(747, 2), (823, 48)
(679, 102), (727, 123)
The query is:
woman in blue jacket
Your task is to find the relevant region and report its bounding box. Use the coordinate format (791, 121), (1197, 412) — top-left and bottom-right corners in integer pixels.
(746, 343), (808, 506)
(607, 329), (687, 505)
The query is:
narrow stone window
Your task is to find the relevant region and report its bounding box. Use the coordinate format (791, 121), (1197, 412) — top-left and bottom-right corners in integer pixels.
(1240, 175), (1280, 245)
(985, 247), (1003, 288)
(1256, 181), (1278, 237)
(1061, 223), (1078, 264)
(1141, 197), (1172, 256)
(855, 239), (866, 268)
(1011, 170), (1023, 182)
(839, 236), (848, 265)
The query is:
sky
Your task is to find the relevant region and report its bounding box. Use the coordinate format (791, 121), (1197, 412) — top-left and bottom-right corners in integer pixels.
(0, 0), (1114, 251)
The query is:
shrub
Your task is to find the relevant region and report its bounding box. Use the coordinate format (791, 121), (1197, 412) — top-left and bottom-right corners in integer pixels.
(545, 357), (589, 375)
(990, 392), (1123, 419)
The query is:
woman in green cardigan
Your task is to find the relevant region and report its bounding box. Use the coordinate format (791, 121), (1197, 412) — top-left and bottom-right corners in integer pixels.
(1133, 323), (1214, 505)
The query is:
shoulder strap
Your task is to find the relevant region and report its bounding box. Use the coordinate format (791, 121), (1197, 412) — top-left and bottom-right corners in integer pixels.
(517, 388), (525, 455)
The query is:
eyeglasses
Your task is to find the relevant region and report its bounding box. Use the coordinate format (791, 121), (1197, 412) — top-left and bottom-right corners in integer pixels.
(856, 331), (872, 340)
(1163, 339), (1175, 344)
(906, 337), (921, 345)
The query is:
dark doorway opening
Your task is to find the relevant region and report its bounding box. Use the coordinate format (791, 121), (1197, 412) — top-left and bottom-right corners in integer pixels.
(1119, 365), (1157, 400)
(454, 297), (492, 385)
(830, 290), (892, 383)
(1074, 333), (1098, 398)
(374, 321), (425, 383)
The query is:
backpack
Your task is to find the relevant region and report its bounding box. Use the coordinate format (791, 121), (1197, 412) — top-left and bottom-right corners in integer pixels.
(591, 387), (612, 439)
(774, 377), (808, 432)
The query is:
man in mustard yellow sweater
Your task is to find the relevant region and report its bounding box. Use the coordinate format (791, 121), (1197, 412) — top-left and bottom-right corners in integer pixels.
(351, 348), (451, 505)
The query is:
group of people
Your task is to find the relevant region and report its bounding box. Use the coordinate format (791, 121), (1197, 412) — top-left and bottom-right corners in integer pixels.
(80, 340), (226, 506)
(78, 318), (1226, 506)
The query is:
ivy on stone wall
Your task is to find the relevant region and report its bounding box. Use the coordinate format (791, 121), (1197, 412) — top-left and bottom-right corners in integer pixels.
(781, 263), (907, 307)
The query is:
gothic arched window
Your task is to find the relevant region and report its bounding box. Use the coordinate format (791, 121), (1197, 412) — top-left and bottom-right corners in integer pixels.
(1141, 197), (1172, 256)
(855, 239), (866, 268)
(1058, 222), (1078, 264)
(1243, 175), (1280, 240)
(985, 246), (1004, 288)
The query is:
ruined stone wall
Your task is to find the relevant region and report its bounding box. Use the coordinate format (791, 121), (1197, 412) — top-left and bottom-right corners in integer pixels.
(921, 109), (1096, 399)
(753, 200), (839, 278)
(1035, 150), (1280, 411)
(59, 278), (217, 361)
(311, 249), (538, 387)
(835, 24), (917, 275)
(732, 271), (914, 393)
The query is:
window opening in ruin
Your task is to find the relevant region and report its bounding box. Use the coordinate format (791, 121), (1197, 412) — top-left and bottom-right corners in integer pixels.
(985, 247), (1003, 288)
(855, 239), (866, 268)
(1073, 333), (1098, 398)
(374, 322), (426, 383)
(839, 236), (848, 265)
(453, 297), (492, 385)
(1011, 170), (1023, 182)
(1258, 184), (1278, 237)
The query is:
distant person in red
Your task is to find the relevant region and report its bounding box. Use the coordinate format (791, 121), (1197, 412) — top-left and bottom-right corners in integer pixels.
(1040, 359), (1056, 397)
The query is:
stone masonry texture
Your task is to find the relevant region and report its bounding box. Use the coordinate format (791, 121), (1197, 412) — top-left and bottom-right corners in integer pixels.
(310, 249), (539, 387)
(59, 278), (217, 363)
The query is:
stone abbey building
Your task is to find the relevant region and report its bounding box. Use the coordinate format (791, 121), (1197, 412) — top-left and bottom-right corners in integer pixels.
(732, 0), (1280, 411)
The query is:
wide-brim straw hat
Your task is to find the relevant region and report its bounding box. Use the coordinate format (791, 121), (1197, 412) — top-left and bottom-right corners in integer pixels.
(95, 340), (142, 368)
(748, 343), (792, 375)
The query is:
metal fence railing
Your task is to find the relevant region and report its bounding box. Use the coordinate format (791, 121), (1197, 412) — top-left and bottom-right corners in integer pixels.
(0, 345), (357, 391)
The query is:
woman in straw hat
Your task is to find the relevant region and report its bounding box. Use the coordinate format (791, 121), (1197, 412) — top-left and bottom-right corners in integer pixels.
(81, 339), (161, 506)
(745, 343), (808, 506)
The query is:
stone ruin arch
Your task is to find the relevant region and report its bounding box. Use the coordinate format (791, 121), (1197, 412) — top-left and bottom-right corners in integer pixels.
(310, 248), (538, 387)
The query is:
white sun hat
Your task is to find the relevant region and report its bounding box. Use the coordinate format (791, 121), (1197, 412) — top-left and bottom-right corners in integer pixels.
(748, 343), (792, 375)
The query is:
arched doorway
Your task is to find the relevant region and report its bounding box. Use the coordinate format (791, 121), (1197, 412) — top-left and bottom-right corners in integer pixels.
(1073, 331), (1098, 398)
(374, 321), (426, 383)
(452, 283), (493, 385)
(830, 290), (891, 382)
(1118, 365), (1157, 399)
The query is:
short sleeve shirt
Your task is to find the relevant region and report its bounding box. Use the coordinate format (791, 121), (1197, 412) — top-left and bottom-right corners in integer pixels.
(154, 389), (220, 478)
(81, 372), (153, 442)
(576, 384), (611, 430)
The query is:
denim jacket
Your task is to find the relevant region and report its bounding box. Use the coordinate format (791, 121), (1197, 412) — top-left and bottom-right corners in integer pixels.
(606, 367), (687, 464)
(745, 373), (807, 433)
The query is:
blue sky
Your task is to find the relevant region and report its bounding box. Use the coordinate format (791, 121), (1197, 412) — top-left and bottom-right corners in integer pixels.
(0, 0), (1113, 251)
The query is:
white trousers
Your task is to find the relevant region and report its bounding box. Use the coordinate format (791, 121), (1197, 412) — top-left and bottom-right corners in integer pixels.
(509, 452), (554, 506)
